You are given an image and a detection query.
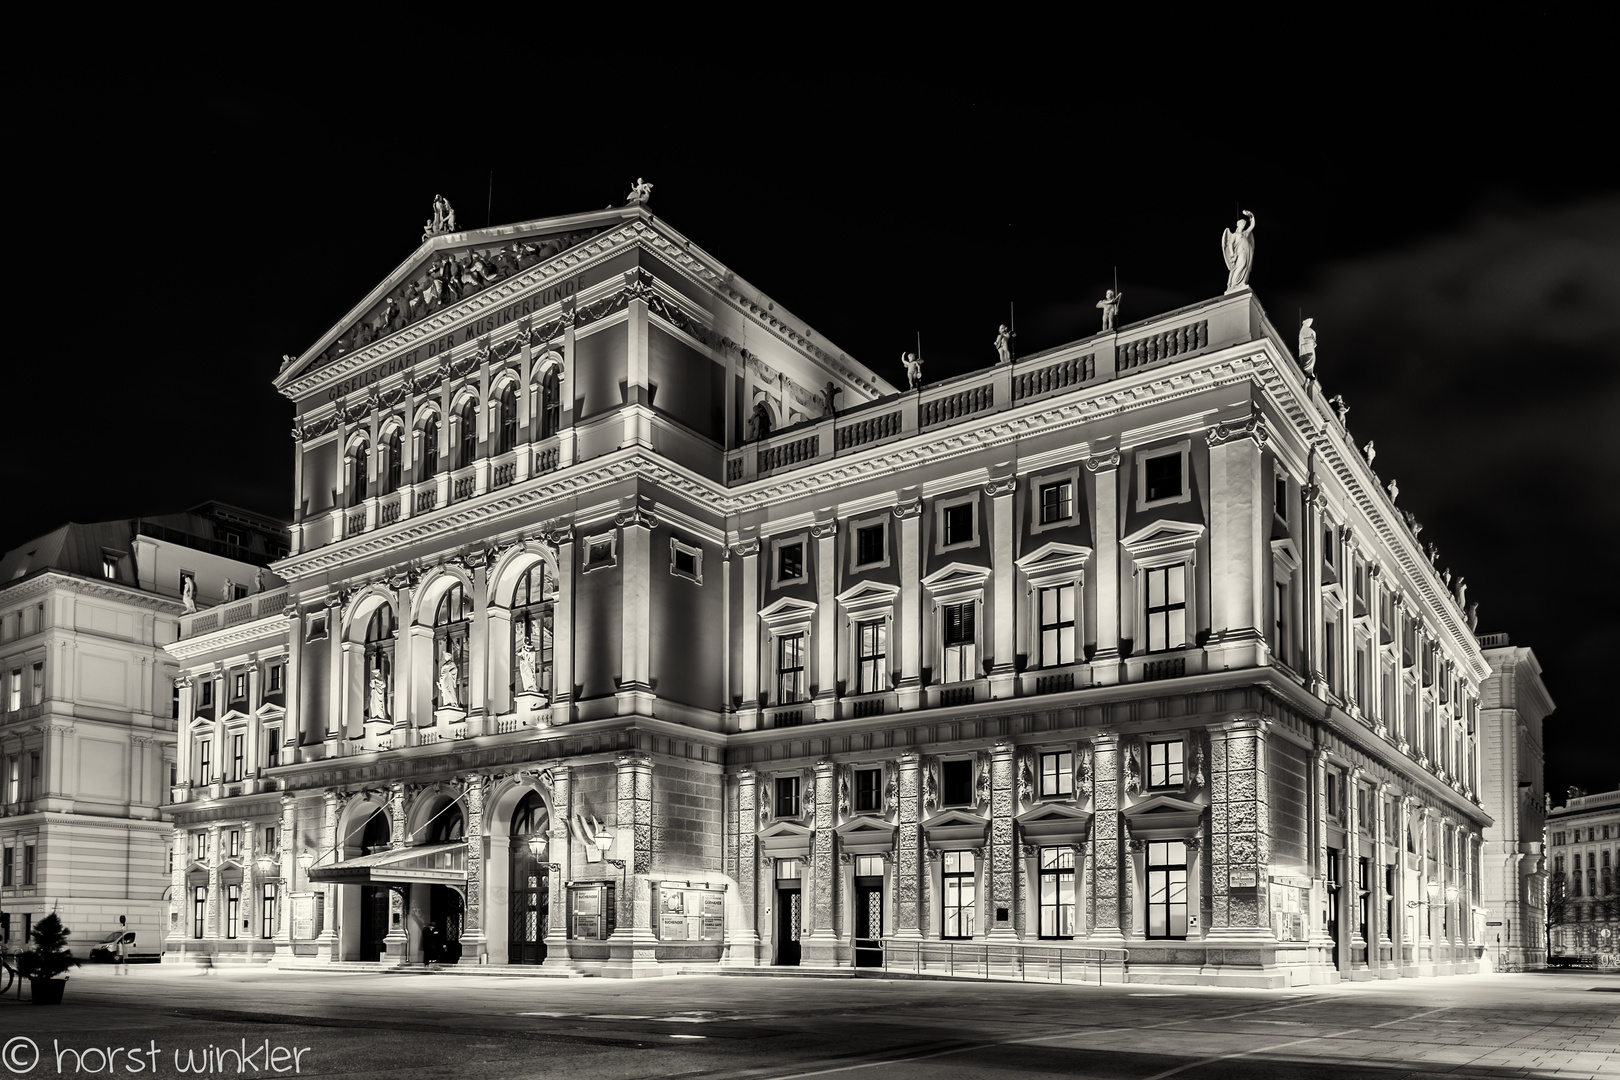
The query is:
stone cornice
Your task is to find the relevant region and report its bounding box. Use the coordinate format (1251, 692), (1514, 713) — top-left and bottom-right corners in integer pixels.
(0, 570), (183, 617)
(167, 615), (291, 661)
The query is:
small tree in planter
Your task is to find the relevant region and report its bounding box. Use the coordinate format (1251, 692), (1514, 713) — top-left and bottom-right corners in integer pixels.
(18, 913), (80, 1005)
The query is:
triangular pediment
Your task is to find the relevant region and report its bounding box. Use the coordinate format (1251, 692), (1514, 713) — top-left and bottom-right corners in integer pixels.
(758, 595), (818, 627)
(921, 561), (992, 597)
(759, 820), (814, 841)
(836, 580), (901, 610)
(1016, 802), (1094, 844)
(254, 702), (287, 721)
(1017, 802), (1094, 827)
(923, 809), (991, 846)
(1121, 519), (1205, 555)
(278, 204), (640, 388)
(1121, 793), (1204, 836)
(835, 815), (896, 854)
(759, 819), (814, 858)
(1015, 542), (1092, 573)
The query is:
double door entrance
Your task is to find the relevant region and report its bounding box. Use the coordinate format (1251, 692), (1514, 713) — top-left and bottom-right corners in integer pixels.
(508, 835), (549, 964)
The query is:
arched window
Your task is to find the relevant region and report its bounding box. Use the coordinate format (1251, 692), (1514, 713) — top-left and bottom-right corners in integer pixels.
(433, 583), (472, 709)
(382, 429), (402, 495)
(364, 604), (395, 719)
(351, 440), (370, 504)
(536, 368), (561, 438)
(496, 383), (518, 454)
(457, 401), (477, 468)
(429, 803), (464, 844)
(511, 564), (554, 699)
(359, 809), (390, 856)
(420, 416), (440, 480)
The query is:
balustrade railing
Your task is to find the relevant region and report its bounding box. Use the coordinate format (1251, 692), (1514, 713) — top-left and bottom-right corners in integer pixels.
(535, 445), (560, 474)
(771, 709), (805, 728)
(758, 434), (819, 474)
(851, 697), (886, 719)
(452, 474), (476, 501)
(1013, 354), (1095, 401)
(1115, 320), (1208, 372)
(920, 384), (993, 427)
(940, 686), (976, 707)
(1142, 657), (1186, 681)
(1034, 671), (1075, 695)
(416, 488), (438, 513)
(492, 460), (517, 488)
(379, 496), (401, 525)
(836, 410), (901, 451)
(347, 510), (366, 535)
(181, 589), (290, 639)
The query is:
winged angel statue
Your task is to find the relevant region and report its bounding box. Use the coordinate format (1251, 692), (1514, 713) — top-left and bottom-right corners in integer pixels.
(1222, 210), (1257, 293)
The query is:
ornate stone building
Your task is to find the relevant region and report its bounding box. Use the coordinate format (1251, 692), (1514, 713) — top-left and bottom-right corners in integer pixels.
(164, 194), (1491, 985)
(0, 504), (283, 955)
(1546, 787), (1619, 966)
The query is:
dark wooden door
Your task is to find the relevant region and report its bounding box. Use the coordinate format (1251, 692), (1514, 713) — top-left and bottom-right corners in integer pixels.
(776, 887), (801, 966)
(359, 886), (387, 962)
(508, 837), (548, 965)
(854, 882), (883, 967)
(1326, 850), (1341, 970)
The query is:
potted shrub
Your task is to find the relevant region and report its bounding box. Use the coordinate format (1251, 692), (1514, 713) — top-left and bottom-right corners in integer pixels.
(18, 913), (80, 1005)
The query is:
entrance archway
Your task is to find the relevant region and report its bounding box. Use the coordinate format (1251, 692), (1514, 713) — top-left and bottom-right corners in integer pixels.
(425, 805), (465, 965)
(357, 813), (391, 962)
(508, 790), (548, 964)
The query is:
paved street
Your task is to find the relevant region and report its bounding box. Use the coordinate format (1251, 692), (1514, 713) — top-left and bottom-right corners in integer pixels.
(3, 967), (1616, 1080)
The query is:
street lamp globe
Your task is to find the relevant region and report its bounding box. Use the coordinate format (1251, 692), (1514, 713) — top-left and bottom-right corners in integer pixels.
(526, 834), (548, 861)
(1425, 880), (1440, 902)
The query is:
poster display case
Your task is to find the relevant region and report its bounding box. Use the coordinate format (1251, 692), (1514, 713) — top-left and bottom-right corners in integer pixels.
(568, 882), (616, 940)
(654, 884), (725, 942)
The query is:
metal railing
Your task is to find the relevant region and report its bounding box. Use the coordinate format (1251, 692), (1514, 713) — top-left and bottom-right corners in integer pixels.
(874, 939), (1128, 985)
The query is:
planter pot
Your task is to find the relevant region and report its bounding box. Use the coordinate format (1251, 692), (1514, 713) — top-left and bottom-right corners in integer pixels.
(29, 977), (67, 1005)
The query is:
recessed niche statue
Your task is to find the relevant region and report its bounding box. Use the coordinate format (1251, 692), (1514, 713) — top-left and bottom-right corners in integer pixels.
(1221, 209), (1257, 293)
(1298, 318), (1318, 376)
(994, 324), (1016, 364)
(1097, 289), (1123, 332)
(626, 177), (654, 204)
(1364, 440), (1376, 466)
(821, 382), (841, 418)
(437, 657), (461, 709)
(902, 351), (923, 390)
(369, 674), (388, 720)
(516, 632), (540, 695)
(748, 401), (773, 441)
(180, 575), (196, 613)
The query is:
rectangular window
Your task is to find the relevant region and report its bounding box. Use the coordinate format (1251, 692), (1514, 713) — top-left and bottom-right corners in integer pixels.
(199, 681), (214, 708)
(27, 751), (39, 799)
(1144, 453), (1183, 503)
(264, 827), (276, 853)
(5, 756), (15, 802)
(1144, 565), (1187, 652)
(23, 845), (36, 886)
(1, 846), (10, 887)
(193, 887), (207, 940)
(7, 671), (17, 712)
(1275, 581), (1290, 662)
(774, 776), (801, 818)
(192, 832), (207, 862)
(1039, 481), (1073, 525)
(197, 740), (212, 784)
(1324, 619), (1337, 689)
(268, 665), (284, 693)
(1326, 771), (1340, 818)
(1148, 740), (1185, 788)
(30, 662), (43, 705)
(941, 601), (976, 683)
(943, 503), (974, 546)
(103, 555), (119, 579)
(672, 546), (699, 581)
(229, 829), (241, 858)
(1275, 475), (1288, 519)
(1039, 585), (1076, 667)
(1039, 847), (1077, 938)
(854, 768), (882, 814)
(1146, 840), (1189, 938)
(261, 884), (277, 939)
(855, 855), (883, 878)
(1357, 857), (1370, 945)
(230, 734), (245, 782)
(776, 633), (806, 704)
(856, 620), (888, 695)
(232, 673), (247, 701)
(942, 850), (977, 939)
(1039, 751), (1073, 798)
(942, 759), (974, 806)
(777, 542), (804, 583)
(264, 729), (280, 769)
(1383, 865), (1395, 940)
(226, 884), (240, 940)
(855, 524), (885, 567)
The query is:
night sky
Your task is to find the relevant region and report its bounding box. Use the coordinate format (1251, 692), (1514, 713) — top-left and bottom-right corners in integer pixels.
(8, 49), (1615, 800)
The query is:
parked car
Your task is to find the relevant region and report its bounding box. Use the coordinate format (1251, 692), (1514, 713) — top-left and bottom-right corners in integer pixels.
(88, 931), (160, 963)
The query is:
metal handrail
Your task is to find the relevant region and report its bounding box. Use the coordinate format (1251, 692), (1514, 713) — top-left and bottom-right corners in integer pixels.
(874, 937), (1128, 985)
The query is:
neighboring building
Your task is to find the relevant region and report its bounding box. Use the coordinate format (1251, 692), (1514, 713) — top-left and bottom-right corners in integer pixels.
(1476, 634), (1554, 970)
(166, 195), (1491, 986)
(0, 504), (285, 955)
(1547, 787), (1620, 966)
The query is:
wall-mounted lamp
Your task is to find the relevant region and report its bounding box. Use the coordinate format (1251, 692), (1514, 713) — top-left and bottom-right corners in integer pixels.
(527, 834), (548, 861)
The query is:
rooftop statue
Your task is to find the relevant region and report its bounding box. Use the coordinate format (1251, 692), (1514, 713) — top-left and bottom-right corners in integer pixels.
(821, 382), (842, 418)
(1298, 318), (1318, 376)
(1387, 478), (1400, 503)
(994, 324), (1016, 364)
(1455, 577), (1467, 608)
(1329, 394), (1349, 423)
(1466, 601), (1479, 632)
(180, 574), (196, 614)
(422, 194), (457, 241)
(627, 178), (654, 204)
(280, 354), (297, 372)
(902, 351), (923, 390)
(748, 400), (773, 442)
(1097, 289), (1123, 331)
(1364, 439), (1376, 466)
(1221, 210), (1257, 293)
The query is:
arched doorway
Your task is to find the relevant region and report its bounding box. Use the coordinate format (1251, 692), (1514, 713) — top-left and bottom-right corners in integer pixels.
(357, 811), (391, 962)
(508, 790), (548, 964)
(425, 806), (465, 965)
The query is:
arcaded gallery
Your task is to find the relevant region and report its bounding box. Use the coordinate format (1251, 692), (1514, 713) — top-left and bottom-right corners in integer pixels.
(163, 190), (1491, 986)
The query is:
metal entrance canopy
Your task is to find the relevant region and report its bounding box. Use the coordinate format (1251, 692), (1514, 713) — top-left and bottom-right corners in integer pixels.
(307, 842), (467, 886)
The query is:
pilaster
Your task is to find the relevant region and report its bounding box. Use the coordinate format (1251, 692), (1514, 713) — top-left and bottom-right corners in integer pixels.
(722, 768), (761, 966)
(603, 752), (658, 976)
(1204, 718), (1273, 944)
(800, 760), (839, 964)
(891, 751), (924, 939)
(1090, 732), (1124, 941)
(541, 766), (573, 967)
(1205, 417), (1269, 665)
(550, 527), (576, 723)
(986, 473), (1018, 699)
(895, 497), (923, 710)
(985, 741), (1017, 938)
(1086, 450), (1122, 684)
(813, 520), (838, 721)
(461, 774), (488, 963)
